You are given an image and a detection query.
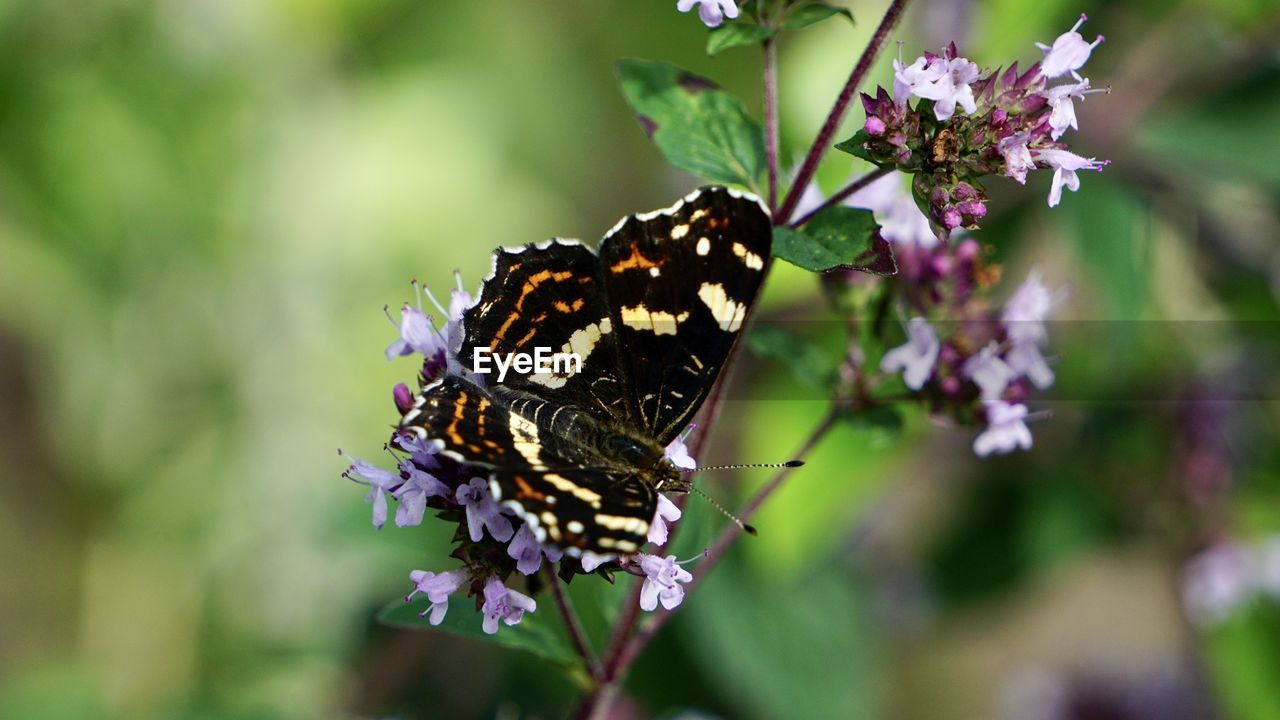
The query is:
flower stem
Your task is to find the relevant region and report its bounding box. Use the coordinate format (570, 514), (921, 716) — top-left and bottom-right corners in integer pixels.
(611, 406), (841, 671)
(775, 0), (911, 224)
(789, 166), (894, 227)
(545, 567), (603, 683)
(592, 405), (843, 703)
(764, 34), (780, 213)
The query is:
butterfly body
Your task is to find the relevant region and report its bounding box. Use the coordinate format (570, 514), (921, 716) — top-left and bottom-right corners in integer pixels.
(400, 187), (771, 557)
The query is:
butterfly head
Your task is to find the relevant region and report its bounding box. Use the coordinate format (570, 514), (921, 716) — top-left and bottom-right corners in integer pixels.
(653, 460), (693, 494)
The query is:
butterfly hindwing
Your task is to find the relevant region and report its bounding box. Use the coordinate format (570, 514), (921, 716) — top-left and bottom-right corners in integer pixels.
(489, 468), (654, 556)
(599, 187), (772, 443)
(401, 375), (576, 471)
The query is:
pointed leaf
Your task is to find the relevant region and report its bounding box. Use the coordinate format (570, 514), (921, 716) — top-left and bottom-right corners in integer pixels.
(377, 595), (579, 667)
(773, 207), (895, 275)
(834, 130), (879, 165)
(782, 3), (854, 31)
(707, 23), (773, 55)
(617, 59), (766, 189)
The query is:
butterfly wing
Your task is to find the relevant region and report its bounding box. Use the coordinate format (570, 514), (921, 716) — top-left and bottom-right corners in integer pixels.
(399, 375), (654, 556)
(400, 374), (577, 470)
(457, 239), (637, 426)
(598, 187), (772, 444)
(489, 467), (653, 556)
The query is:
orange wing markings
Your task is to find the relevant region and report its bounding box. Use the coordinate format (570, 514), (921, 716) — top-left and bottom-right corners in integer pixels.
(445, 390), (469, 446)
(609, 244), (660, 274)
(553, 298), (585, 313)
(513, 474), (546, 501)
(489, 270), (578, 348)
(516, 269), (575, 310)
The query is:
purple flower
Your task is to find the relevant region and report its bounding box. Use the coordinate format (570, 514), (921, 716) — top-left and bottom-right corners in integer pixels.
(912, 55), (981, 121)
(1044, 77), (1091, 139)
(397, 432), (443, 470)
(973, 401), (1034, 456)
(998, 133), (1035, 185)
(444, 273), (474, 372)
(676, 0), (739, 28)
(580, 551), (616, 573)
(481, 577), (537, 634)
(344, 458), (399, 530)
(964, 342), (1016, 402)
(386, 274), (476, 376)
(881, 318), (940, 390)
(1036, 14), (1104, 80)
(406, 569), (467, 625)
(664, 428), (697, 470)
(507, 523), (564, 575)
(457, 477), (515, 543)
(385, 301), (445, 360)
(846, 172), (937, 248)
(1005, 342), (1055, 390)
(1033, 147), (1107, 207)
(392, 462), (448, 528)
(1002, 273), (1057, 389)
(892, 54), (947, 105)
(648, 494), (683, 547)
(636, 553), (695, 612)
(1002, 272), (1054, 345)
(1182, 542), (1256, 627)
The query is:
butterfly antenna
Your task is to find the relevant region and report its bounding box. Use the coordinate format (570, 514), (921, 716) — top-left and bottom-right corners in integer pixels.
(696, 460), (805, 471)
(689, 485), (758, 536)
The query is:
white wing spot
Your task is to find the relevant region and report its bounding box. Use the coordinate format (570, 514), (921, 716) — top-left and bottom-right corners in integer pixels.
(732, 242), (765, 270)
(696, 237), (710, 256)
(509, 414), (545, 469)
(620, 305), (689, 335)
(670, 223), (690, 239)
(697, 282), (747, 332)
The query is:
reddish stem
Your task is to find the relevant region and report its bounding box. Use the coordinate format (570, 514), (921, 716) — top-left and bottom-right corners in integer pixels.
(775, 0), (911, 224)
(789, 166), (894, 227)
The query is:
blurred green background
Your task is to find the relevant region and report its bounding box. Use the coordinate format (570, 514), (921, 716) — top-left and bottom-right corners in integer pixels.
(2, 0), (1279, 718)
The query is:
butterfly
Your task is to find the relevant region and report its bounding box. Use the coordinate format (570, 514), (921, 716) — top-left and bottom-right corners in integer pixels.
(398, 186), (772, 558)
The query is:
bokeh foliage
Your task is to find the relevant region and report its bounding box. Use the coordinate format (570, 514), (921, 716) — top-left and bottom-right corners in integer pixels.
(1, 0), (1278, 718)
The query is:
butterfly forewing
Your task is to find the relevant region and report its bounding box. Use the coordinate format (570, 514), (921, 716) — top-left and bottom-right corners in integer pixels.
(458, 240), (634, 425)
(599, 187), (771, 444)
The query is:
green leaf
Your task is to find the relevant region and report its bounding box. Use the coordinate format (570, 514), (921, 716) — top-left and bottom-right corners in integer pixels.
(773, 207), (895, 275)
(707, 23), (773, 55)
(377, 595), (579, 667)
(747, 324), (834, 388)
(833, 130), (878, 165)
(617, 59), (766, 189)
(782, 3), (854, 30)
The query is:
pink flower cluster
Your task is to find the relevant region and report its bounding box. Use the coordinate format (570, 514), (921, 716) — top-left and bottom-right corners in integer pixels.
(855, 15), (1109, 236)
